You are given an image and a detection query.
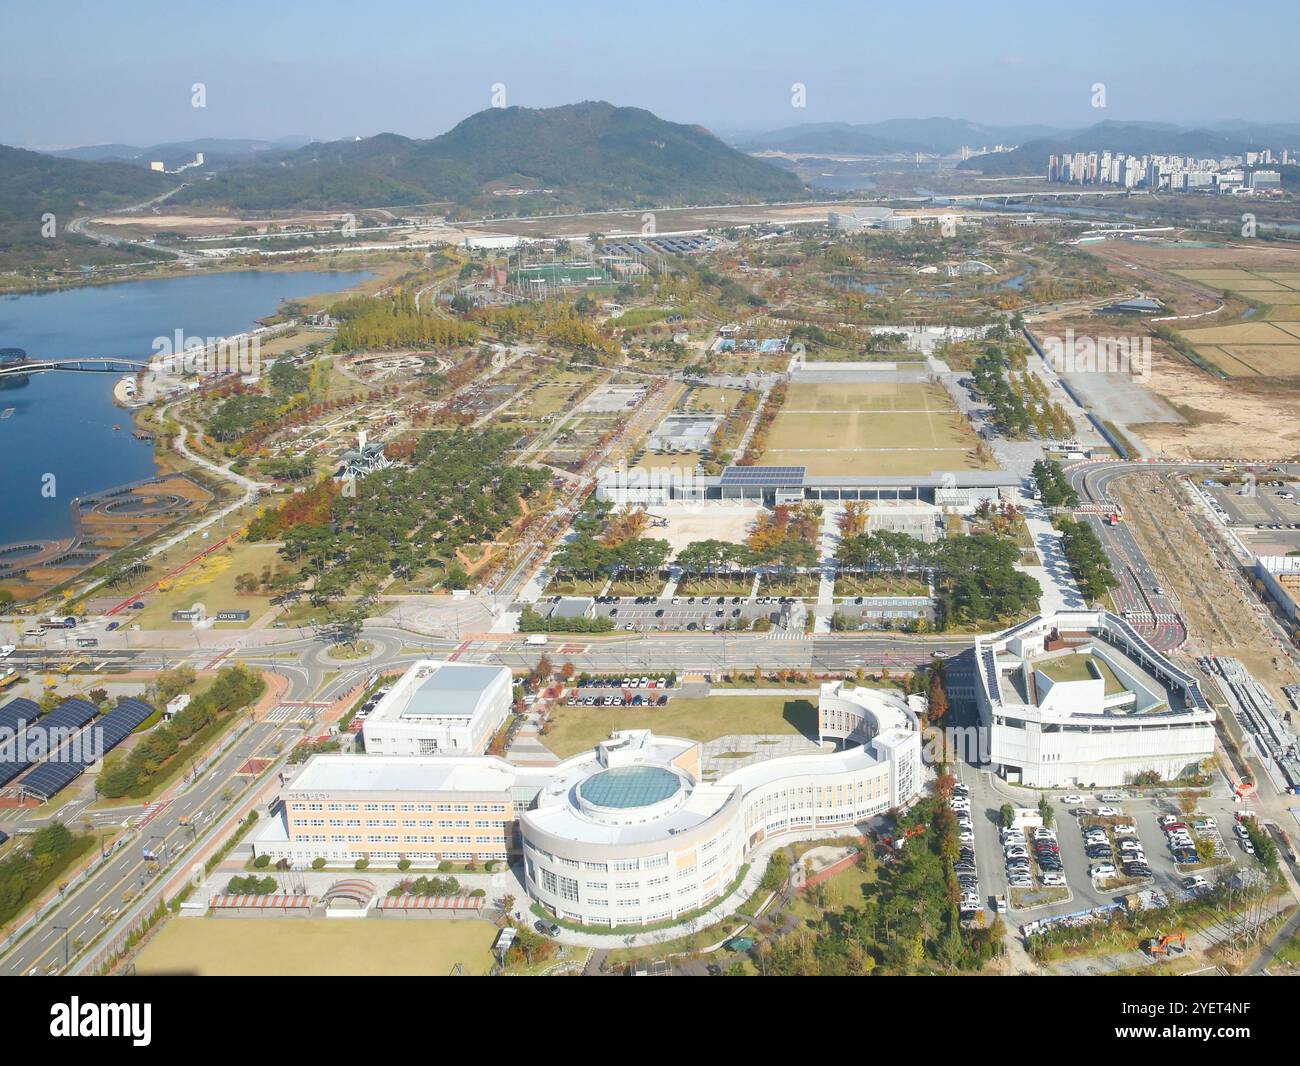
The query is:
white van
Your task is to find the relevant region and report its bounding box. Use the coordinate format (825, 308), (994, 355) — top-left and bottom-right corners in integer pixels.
(524, 634), (549, 646)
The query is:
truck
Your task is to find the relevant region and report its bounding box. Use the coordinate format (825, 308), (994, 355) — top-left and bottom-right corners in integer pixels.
(75, 637), (98, 648)
(525, 634), (549, 646)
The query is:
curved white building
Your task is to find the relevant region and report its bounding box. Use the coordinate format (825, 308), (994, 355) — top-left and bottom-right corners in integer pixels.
(521, 683), (922, 927)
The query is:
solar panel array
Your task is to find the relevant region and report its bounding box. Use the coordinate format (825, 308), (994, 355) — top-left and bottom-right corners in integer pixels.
(16, 697), (155, 801)
(0, 697), (39, 737)
(20, 760), (84, 802)
(95, 698), (155, 751)
(720, 465), (806, 489)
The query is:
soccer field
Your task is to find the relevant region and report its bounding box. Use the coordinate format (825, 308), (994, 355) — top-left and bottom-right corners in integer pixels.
(135, 917), (498, 976)
(760, 380), (986, 475)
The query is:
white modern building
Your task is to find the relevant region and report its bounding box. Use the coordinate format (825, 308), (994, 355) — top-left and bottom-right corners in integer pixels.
(361, 660), (513, 757)
(254, 683), (923, 926)
(973, 611), (1215, 787)
(522, 684), (921, 926)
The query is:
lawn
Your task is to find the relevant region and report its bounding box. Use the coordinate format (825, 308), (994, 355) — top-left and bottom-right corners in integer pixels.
(135, 917), (498, 976)
(675, 576), (756, 597)
(544, 576), (607, 596)
(834, 574), (930, 597)
(761, 447), (984, 477)
(759, 573), (823, 597)
(542, 695), (818, 759)
(133, 541), (284, 630)
(607, 574), (668, 596)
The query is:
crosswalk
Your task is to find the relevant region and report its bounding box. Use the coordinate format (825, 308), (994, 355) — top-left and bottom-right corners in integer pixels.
(264, 704), (317, 724)
(766, 630), (811, 641)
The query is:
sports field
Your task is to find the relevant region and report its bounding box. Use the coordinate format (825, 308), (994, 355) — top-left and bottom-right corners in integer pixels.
(135, 917), (498, 976)
(760, 380), (986, 475)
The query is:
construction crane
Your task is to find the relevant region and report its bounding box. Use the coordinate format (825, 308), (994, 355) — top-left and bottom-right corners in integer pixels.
(1142, 931), (1187, 956)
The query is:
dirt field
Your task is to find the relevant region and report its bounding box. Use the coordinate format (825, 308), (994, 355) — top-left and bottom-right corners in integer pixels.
(654, 504), (758, 558)
(135, 917), (498, 975)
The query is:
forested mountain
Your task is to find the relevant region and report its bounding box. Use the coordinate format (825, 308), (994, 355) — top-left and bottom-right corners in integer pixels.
(0, 145), (173, 270)
(169, 102), (804, 212)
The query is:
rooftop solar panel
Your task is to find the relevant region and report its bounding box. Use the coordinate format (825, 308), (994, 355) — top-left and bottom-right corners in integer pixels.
(0, 760), (32, 787)
(719, 465), (806, 488)
(20, 760), (84, 801)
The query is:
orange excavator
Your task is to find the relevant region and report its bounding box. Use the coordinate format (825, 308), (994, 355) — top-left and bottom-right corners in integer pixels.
(1142, 931), (1187, 956)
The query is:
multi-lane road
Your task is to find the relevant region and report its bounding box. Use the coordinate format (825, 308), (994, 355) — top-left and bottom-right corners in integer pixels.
(1, 455), (1285, 975)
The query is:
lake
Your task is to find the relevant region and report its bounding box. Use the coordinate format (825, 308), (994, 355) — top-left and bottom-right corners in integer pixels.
(0, 268), (371, 548)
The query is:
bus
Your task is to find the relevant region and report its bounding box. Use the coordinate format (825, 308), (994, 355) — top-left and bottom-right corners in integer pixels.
(75, 637), (98, 649)
(0, 668), (19, 691)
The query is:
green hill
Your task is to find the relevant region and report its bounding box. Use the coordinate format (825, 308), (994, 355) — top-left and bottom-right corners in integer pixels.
(172, 102), (804, 212)
(0, 145), (175, 273)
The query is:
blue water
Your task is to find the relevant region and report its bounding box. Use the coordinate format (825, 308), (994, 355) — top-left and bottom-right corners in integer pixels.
(0, 269), (371, 547)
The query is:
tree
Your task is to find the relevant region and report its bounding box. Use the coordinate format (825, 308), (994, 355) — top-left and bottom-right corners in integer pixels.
(999, 803), (1016, 830)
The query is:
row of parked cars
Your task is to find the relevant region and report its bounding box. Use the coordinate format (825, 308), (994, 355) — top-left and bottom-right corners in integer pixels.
(568, 693), (669, 707)
(1158, 814), (1212, 865)
(573, 676), (670, 689)
(1083, 818), (1151, 881)
(1004, 825), (1066, 888)
(949, 784), (982, 913)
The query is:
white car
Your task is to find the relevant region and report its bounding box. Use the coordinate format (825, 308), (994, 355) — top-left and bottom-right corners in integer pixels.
(1008, 875), (1033, 888)
(959, 831), (974, 843)
(1001, 833), (1026, 846)
(1113, 824), (1137, 836)
(1096, 806), (1122, 817)
(1061, 794), (1084, 804)
(1040, 872), (1067, 887)
(1005, 846), (1029, 859)
(1089, 863), (1117, 879)
(0, 644), (14, 659)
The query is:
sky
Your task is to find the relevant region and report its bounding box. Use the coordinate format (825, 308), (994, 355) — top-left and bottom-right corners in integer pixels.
(3, 0), (1297, 149)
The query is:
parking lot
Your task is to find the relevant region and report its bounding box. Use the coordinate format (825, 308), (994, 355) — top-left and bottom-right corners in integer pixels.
(1197, 476), (1300, 554)
(959, 771), (1247, 923)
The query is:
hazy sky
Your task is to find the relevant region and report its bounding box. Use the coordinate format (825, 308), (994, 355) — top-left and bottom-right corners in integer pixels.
(3, 0), (1296, 148)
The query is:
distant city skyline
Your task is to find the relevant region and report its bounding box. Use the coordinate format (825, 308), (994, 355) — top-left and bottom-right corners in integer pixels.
(4, 0), (1298, 149)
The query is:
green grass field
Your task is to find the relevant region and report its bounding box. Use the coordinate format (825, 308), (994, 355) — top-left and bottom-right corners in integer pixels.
(133, 542), (283, 630)
(761, 380), (985, 475)
(542, 695), (817, 758)
(135, 918), (498, 976)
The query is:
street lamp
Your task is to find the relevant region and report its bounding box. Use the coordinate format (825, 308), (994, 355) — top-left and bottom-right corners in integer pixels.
(53, 924), (71, 968)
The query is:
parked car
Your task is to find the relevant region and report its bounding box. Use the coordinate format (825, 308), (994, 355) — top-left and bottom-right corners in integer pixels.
(1089, 863), (1117, 878)
(1061, 794), (1084, 804)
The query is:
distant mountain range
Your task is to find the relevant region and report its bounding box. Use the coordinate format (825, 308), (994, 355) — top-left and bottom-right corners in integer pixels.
(49, 137), (313, 170)
(955, 120), (1300, 176)
(731, 118), (1300, 172)
(732, 117), (1066, 156)
(162, 102), (804, 213)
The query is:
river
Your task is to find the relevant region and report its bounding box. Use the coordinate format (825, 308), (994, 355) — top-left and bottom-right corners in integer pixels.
(0, 268), (372, 548)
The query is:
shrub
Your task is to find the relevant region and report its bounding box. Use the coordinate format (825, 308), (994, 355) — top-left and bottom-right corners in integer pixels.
(253, 853), (271, 869)
(311, 857), (326, 870)
(438, 860), (453, 872)
(355, 858), (369, 871)
(397, 858), (411, 872)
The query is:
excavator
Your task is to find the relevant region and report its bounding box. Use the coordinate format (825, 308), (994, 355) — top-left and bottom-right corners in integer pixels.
(1142, 931), (1188, 957)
